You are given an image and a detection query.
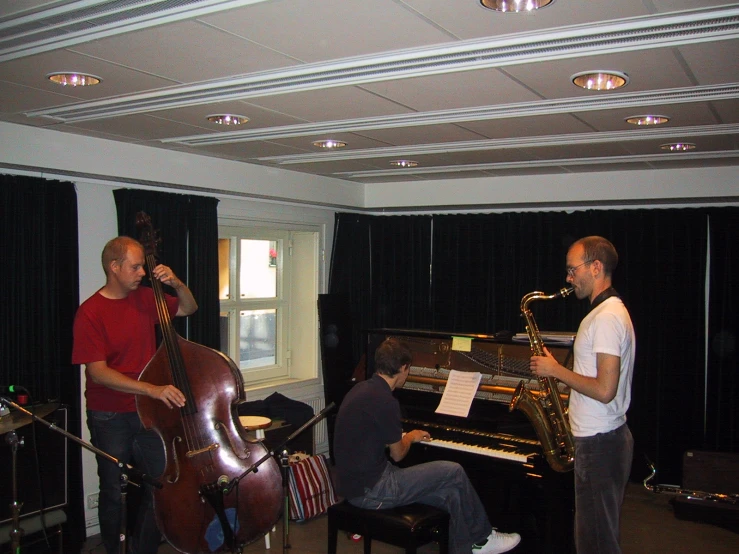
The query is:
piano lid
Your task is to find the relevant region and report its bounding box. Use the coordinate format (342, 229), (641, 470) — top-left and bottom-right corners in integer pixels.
(366, 328), (573, 405)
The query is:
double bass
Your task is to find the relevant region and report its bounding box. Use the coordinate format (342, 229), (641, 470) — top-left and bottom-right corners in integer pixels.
(135, 213), (282, 553)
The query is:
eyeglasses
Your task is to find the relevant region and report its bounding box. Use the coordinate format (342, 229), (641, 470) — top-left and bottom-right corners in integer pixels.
(566, 260), (592, 277)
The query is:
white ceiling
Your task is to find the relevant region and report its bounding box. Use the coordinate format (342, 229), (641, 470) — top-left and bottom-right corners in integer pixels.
(1, 0), (738, 186)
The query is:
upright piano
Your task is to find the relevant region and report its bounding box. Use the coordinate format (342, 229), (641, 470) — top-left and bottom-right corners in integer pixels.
(365, 328), (576, 554)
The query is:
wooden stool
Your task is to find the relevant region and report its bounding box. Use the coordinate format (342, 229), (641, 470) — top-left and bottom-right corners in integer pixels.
(327, 501), (449, 554)
(238, 415), (272, 441)
(239, 416), (274, 548)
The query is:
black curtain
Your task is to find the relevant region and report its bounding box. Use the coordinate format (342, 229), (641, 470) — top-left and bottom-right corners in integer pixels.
(329, 206), (736, 484)
(328, 213), (374, 363)
(0, 174), (84, 552)
(706, 208), (738, 452)
(369, 215), (433, 330)
(113, 189), (220, 350)
(328, 214), (433, 362)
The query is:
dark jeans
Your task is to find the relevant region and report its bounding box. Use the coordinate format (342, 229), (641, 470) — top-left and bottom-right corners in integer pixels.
(348, 461), (493, 554)
(87, 410), (164, 554)
(574, 423), (634, 554)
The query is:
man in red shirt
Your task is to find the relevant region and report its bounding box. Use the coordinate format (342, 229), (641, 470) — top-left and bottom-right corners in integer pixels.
(73, 236), (197, 554)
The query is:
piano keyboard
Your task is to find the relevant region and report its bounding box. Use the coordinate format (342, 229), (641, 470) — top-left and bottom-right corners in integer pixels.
(422, 437), (535, 463)
(403, 418), (539, 464)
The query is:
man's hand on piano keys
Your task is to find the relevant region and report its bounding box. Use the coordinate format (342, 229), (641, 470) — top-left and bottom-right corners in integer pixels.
(393, 430), (431, 462)
(402, 430), (432, 443)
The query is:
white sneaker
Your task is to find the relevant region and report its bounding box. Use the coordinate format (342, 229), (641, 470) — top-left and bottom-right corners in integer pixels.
(472, 529), (521, 554)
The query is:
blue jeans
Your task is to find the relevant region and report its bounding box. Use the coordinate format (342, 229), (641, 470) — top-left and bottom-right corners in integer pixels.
(574, 423), (634, 554)
(348, 461), (493, 554)
(87, 411), (165, 554)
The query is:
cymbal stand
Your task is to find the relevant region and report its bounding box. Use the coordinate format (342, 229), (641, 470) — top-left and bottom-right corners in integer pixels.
(5, 428), (24, 554)
(0, 396), (161, 554)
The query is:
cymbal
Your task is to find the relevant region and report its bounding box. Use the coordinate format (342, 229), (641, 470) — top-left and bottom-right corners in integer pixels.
(0, 402), (59, 435)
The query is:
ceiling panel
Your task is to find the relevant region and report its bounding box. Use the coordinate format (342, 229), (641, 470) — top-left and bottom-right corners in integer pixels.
(66, 114), (215, 141)
(403, 0), (652, 41)
(0, 0), (736, 188)
(676, 41), (739, 85)
(0, 50), (176, 102)
(710, 99), (739, 124)
(151, 101), (307, 132)
(69, 20), (298, 83)
(265, 133), (397, 152)
(458, 113), (596, 139)
(504, 49), (696, 100)
(356, 123), (488, 146)
(573, 103), (720, 131)
(245, 85), (414, 122)
(199, 0), (457, 63)
(360, 68), (544, 112)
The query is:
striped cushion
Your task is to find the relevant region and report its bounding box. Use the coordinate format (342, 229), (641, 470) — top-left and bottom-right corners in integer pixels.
(288, 454), (339, 522)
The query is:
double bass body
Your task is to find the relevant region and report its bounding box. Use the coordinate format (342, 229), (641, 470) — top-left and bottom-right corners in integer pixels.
(138, 338), (283, 553)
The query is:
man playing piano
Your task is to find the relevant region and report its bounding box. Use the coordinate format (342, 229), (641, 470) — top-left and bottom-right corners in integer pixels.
(333, 337), (521, 554)
(530, 236), (635, 554)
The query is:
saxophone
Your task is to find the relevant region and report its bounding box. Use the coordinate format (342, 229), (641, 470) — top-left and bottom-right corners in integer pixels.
(509, 287), (576, 473)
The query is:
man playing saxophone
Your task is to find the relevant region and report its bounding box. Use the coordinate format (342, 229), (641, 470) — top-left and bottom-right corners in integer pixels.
(529, 236), (635, 554)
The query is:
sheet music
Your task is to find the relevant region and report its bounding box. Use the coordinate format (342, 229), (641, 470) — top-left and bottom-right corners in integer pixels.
(435, 369), (482, 418)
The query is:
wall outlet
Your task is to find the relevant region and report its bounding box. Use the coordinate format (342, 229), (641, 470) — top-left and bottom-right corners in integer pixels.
(87, 493), (99, 510)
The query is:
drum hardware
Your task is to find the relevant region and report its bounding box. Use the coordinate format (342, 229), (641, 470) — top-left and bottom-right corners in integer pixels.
(1, 395), (161, 554)
(1, 398), (60, 553)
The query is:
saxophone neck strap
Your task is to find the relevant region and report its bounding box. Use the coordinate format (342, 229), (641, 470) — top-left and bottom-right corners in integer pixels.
(589, 286), (619, 312)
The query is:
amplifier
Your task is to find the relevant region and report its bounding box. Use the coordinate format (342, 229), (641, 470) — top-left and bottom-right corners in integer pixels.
(0, 406), (68, 525)
(682, 450), (739, 494)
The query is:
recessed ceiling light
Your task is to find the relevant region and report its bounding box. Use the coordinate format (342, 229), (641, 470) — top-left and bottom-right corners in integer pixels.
(571, 71), (629, 91)
(480, 0), (554, 12)
(47, 72), (101, 86)
(660, 143), (696, 152)
(312, 140), (347, 149)
(206, 114), (249, 125)
(625, 115), (670, 126)
(390, 160), (418, 168)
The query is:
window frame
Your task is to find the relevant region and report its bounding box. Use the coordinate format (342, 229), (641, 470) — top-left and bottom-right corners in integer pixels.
(218, 222), (321, 387)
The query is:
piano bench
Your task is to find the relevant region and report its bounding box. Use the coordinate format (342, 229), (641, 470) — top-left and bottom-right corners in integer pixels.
(327, 500), (449, 554)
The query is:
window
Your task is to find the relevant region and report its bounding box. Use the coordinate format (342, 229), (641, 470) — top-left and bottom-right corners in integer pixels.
(218, 225), (319, 385)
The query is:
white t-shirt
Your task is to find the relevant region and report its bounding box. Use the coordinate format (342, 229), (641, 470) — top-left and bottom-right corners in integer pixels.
(569, 296), (635, 437)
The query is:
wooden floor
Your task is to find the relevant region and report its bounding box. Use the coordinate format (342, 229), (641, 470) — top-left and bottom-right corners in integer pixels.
(80, 483), (738, 553)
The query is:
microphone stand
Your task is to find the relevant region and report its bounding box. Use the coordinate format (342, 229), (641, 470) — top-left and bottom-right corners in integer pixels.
(5, 428), (24, 554)
(227, 402), (336, 554)
(0, 396), (162, 554)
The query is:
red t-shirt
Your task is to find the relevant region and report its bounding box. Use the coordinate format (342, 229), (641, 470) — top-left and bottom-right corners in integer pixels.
(72, 286), (178, 412)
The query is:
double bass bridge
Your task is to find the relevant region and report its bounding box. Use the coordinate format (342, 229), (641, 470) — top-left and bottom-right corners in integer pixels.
(186, 443), (220, 458)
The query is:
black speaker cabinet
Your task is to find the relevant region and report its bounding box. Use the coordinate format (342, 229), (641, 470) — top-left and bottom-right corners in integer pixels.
(0, 406), (68, 525)
(682, 450), (739, 494)
(671, 450), (739, 533)
(317, 294), (356, 407)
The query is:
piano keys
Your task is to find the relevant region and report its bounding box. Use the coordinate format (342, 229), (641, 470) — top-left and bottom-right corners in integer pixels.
(366, 328), (576, 554)
(403, 419), (538, 463)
